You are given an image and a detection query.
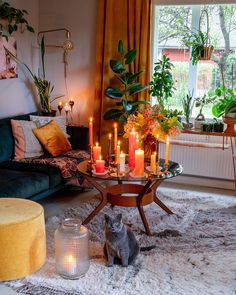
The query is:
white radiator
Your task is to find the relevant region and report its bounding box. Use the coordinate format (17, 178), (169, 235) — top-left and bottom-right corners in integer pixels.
(159, 134), (234, 180)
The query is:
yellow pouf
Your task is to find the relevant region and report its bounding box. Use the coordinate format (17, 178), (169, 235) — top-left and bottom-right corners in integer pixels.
(0, 198), (46, 281)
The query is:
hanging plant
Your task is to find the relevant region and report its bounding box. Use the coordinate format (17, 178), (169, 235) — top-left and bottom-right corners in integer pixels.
(182, 10), (213, 65)
(0, 1), (34, 40)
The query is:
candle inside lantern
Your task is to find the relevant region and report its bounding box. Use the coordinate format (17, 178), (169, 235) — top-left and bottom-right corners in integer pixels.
(128, 128), (138, 168)
(116, 140), (121, 164)
(64, 103), (70, 112)
(165, 136), (170, 167)
(89, 118), (93, 147)
(62, 254), (77, 277)
(133, 149), (144, 176)
(95, 155), (105, 173)
(120, 151), (126, 173)
(150, 152), (157, 173)
(93, 142), (101, 161)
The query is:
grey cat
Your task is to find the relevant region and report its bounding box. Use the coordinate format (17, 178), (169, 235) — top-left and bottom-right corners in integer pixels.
(104, 213), (154, 267)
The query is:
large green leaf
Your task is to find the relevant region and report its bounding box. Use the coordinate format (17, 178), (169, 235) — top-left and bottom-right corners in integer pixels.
(212, 104), (222, 117)
(110, 60), (125, 73)
(124, 49), (136, 64)
(103, 109), (124, 120)
(127, 71), (143, 84)
(105, 87), (123, 99)
(118, 40), (124, 55)
(129, 85), (147, 96)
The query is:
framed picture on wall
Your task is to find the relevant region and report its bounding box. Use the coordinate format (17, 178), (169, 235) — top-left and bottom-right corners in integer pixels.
(0, 37), (17, 79)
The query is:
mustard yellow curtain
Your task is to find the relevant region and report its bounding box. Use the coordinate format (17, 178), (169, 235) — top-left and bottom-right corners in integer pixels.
(94, 0), (152, 144)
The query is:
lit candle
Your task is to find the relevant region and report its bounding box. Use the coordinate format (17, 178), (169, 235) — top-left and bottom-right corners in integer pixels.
(114, 123), (118, 151)
(89, 118), (93, 147)
(116, 140), (121, 164)
(95, 155), (105, 173)
(58, 101), (63, 115)
(63, 254), (77, 276)
(133, 149), (144, 176)
(136, 134), (139, 148)
(120, 151), (126, 173)
(165, 136), (170, 167)
(150, 152), (156, 173)
(93, 142), (101, 161)
(108, 133), (112, 162)
(69, 98), (74, 111)
(128, 128), (138, 168)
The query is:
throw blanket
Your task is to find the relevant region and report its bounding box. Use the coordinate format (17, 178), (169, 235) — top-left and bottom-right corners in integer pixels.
(19, 150), (90, 187)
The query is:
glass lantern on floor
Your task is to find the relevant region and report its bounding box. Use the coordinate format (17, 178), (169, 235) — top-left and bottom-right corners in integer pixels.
(54, 218), (90, 279)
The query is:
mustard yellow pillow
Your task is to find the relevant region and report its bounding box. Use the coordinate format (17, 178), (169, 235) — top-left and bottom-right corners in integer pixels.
(33, 120), (72, 156)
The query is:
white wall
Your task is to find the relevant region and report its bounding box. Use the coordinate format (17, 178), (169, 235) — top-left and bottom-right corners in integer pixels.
(39, 0), (98, 125)
(0, 0), (39, 119)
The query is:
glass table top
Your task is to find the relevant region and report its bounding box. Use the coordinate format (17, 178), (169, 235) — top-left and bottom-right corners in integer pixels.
(77, 159), (183, 182)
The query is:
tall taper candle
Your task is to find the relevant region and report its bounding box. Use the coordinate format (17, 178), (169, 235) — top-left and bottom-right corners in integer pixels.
(108, 133), (112, 163)
(165, 136), (170, 167)
(89, 118), (93, 147)
(114, 123), (118, 151)
(116, 140), (121, 164)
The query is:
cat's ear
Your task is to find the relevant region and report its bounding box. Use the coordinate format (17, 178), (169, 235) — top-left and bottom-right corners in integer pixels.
(116, 213), (122, 222)
(104, 214), (110, 222)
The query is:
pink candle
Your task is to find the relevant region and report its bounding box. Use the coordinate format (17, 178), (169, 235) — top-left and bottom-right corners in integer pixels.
(93, 142), (101, 161)
(95, 155), (105, 173)
(133, 149), (144, 176)
(128, 128), (138, 167)
(89, 118), (93, 147)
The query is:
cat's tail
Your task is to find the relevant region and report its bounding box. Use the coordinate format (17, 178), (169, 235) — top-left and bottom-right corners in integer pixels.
(140, 245), (156, 251)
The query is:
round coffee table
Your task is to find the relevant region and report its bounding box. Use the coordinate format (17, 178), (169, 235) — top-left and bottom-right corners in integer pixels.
(78, 159), (183, 235)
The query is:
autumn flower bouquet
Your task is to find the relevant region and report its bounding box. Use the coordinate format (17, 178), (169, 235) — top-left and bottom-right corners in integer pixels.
(123, 105), (182, 142)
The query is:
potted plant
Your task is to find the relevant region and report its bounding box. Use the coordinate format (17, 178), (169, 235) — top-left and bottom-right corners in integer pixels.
(0, 1), (34, 39)
(149, 55), (175, 114)
(181, 92), (194, 129)
(163, 108), (183, 123)
(182, 10), (213, 65)
(103, 40), (149, 124)
(194, 94), (215, 129)
(212, 118), (224, 132)
(5, 36), (63, 114)
(201, 120), (214, 132)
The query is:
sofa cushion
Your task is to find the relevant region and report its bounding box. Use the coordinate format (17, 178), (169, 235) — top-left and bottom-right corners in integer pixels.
(11, 120), (44, 160)
(33, 121), (72, 156)
(0, 169), (49, 198)
(0, 161), (62, 188)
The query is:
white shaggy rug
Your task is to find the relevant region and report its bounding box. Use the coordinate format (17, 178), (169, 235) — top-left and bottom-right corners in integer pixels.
(7, 187), (236, 295)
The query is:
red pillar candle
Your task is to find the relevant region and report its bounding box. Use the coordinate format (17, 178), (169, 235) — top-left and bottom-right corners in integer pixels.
(93, 142), (101, 161)
(95, 155), (105, 173)
(89, 118), (93, 147)
(133, 149), (144, 176)
(128, 129), (138, 167)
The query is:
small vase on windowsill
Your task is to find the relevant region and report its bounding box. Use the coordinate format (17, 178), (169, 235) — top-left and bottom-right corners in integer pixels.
(194, 112), (205, 130)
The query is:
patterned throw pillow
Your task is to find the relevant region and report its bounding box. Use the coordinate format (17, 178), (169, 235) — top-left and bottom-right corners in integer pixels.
(11, 120), (44, 160)
(29, 115), (69, 137)
(32, 120), (72, 157)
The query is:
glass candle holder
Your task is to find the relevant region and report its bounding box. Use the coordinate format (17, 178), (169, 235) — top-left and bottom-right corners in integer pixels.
(54, 218), (90, 279)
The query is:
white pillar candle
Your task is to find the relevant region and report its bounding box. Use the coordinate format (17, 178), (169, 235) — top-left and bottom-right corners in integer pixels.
(133, 149), (144, 176)
(93, 142), (101, 161)
(120, 151), (126, 173)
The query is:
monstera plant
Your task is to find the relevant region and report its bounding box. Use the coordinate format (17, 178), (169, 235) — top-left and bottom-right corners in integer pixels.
(103, 40), (149, 124)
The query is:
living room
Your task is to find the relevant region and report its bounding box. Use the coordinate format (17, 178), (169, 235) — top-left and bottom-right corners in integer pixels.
(0, 0), (236, 294)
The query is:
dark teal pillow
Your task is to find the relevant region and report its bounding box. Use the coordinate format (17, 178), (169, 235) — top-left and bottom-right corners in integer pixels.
(0, 123), (14, 162)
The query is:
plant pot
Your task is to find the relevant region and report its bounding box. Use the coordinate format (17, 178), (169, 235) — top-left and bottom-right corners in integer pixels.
(213, 122), (224, 132)
(194, 113), (205, 130)
(201, 122), (213, 132)
(225, 112), (236, 118)
(200, 46), (214, 60)
(182, 122), (193, 130)
(222, 116), (236, 134)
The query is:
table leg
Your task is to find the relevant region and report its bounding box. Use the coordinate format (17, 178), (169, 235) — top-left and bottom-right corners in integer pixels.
(81, 175), (108, 225)
(137, 205), (151, 236)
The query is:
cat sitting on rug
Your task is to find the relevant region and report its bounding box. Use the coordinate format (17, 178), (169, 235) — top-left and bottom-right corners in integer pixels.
(104, 213), (155, 267)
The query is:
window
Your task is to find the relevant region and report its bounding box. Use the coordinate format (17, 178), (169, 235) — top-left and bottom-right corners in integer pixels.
(152, 3), (236, 117)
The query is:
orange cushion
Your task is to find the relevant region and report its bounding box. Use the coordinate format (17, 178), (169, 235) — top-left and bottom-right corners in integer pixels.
(33, 120), (72, 156)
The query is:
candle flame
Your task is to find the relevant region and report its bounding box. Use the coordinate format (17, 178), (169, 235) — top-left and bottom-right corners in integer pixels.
(132, 127), (135, 132)
(95, 142), (98, 147)
(118, 140), (120, 145)
(166, 136), (169, 143)
(58, 101), (62, 106)
(67, 254), (75, 263)
(156, 134), (159, 139)
(108, 133), (112, 139)
(89, 117), (93, 123)
(99, 155), (102, 160)
(114, 123), (117, 128)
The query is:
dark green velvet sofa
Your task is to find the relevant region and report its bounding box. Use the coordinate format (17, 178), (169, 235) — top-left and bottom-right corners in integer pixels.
(0, 113), (87, 201)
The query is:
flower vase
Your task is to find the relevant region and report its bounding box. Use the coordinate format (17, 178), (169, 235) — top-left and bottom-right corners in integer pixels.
(143, 134), (157, 162)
